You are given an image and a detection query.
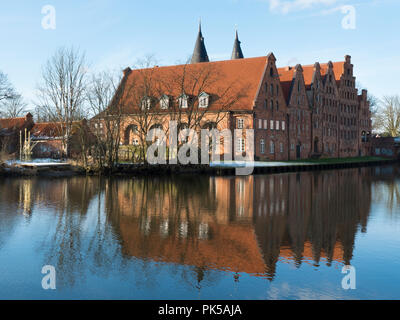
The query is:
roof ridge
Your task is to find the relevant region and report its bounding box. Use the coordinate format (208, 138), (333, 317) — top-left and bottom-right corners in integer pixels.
(128, 56), (268, 73)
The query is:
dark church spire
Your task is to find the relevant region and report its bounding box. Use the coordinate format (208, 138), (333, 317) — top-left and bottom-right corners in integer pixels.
(190, 21), (209, 64)
(231, 29), (244, 60)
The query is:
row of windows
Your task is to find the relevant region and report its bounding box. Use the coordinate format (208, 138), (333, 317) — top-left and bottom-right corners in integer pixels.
(294, 124), (309, 135)
(259, 139), (284, 154)
(341, 130), (358, 140)
(264, 99), (280, 111)
(341, 91), (357, 100)
(341, 104), (357, 114)
(257, 119), (286, 131)
(341, 117), (357, 126)
(324, 114), (337, 123)
(265, 83), (280, 97)
(323, 127), (338, 137)
(344, 79), (354, 87)
(360, 119), (370, 127)
(141, 93), (210, 110)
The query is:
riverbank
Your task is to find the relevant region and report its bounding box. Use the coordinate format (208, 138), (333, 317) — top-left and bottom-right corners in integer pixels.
(0, 156), (397, 177)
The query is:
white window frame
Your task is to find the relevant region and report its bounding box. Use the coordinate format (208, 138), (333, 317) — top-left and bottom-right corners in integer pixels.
(237, 137), (245, 153)
(270, 141), (275, 154)
(198, 92), (209, 108)
(281, 121), (285, 131)
(270, 120), (274, 130)
(264, 120), (268, 129)
(260, 139), (265, 154)
(237, 118), (244, 129)
(178, 94), (188, 109)
(276, 121), (280, 131)
(160, 95), (169, 109)
(141, 97), (151, 110)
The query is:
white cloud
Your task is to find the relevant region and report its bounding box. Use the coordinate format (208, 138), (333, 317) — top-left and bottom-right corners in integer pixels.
(268, 0), (345, 14)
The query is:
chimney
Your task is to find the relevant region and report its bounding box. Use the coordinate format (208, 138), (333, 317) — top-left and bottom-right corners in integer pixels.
(123, 67), (132, 77)
(25, 112), (33, 122)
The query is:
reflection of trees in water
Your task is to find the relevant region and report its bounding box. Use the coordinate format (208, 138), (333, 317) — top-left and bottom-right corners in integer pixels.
(0, 166), (391, 289)
(30, 177), (125, 287)
(0, 178), (41, 250)
(371, 167), (400, 218)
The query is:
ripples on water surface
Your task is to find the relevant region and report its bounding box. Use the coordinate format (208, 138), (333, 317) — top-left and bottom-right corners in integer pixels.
(0, 166), (399, 299)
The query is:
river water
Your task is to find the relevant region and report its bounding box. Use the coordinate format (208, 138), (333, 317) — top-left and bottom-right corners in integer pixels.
(0, 165), (399, 299)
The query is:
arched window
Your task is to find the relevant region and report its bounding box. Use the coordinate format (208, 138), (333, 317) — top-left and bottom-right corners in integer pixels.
(124, 124), (138, 145)
(270, 141), (275, 154)
(149, 123), (163, 131)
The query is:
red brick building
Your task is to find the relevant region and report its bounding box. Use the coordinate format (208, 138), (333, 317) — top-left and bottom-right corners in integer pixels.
(98, 25), (372, 161)
(0, 113), (34, 154)
(0, 115), (93, 159)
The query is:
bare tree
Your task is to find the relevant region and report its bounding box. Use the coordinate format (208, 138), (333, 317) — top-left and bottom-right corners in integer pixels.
(118, 56), (246, 164)
(0, 71), (15, 103)
(35, 47), (88, 155)
(87, 71), (124, 168)
(1, 94), (28, 118)
(365, 93), (380, 134)
(0, 71), (17, 118)
(374, 95), (400, 137)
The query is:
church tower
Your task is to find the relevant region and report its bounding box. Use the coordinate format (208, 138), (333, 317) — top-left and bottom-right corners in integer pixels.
(190, 22), (209, 64)
(231, 30), (244, 60)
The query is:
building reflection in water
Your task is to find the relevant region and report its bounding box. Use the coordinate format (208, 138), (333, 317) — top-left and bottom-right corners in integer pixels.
(1, 166), (399, 287)
(106, 169), (373, 281)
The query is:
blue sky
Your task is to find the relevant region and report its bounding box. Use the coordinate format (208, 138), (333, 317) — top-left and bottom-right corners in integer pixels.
(0, 0), (399, 107)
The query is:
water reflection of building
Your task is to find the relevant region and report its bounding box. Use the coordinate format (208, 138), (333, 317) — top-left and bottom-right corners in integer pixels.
(0, 168), (377, 286)
(106, 176), (265, 275)
(107, 169), (372, 280)
(253, 170), (371, 279)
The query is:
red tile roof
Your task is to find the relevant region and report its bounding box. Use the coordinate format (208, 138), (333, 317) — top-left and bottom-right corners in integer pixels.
(0, 117), (26, 130)
(119, 56), (269, 113)
(115, 57), (346, 114)
(277, 66), (296, 104)
(31, 122), (64, 138)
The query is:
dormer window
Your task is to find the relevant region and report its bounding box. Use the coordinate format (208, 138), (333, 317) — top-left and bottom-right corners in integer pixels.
(141, 97), (151, 110)
(178, 94), (188, 109)
(198, 92), (209, 108)
(160, 95), (169, 109)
